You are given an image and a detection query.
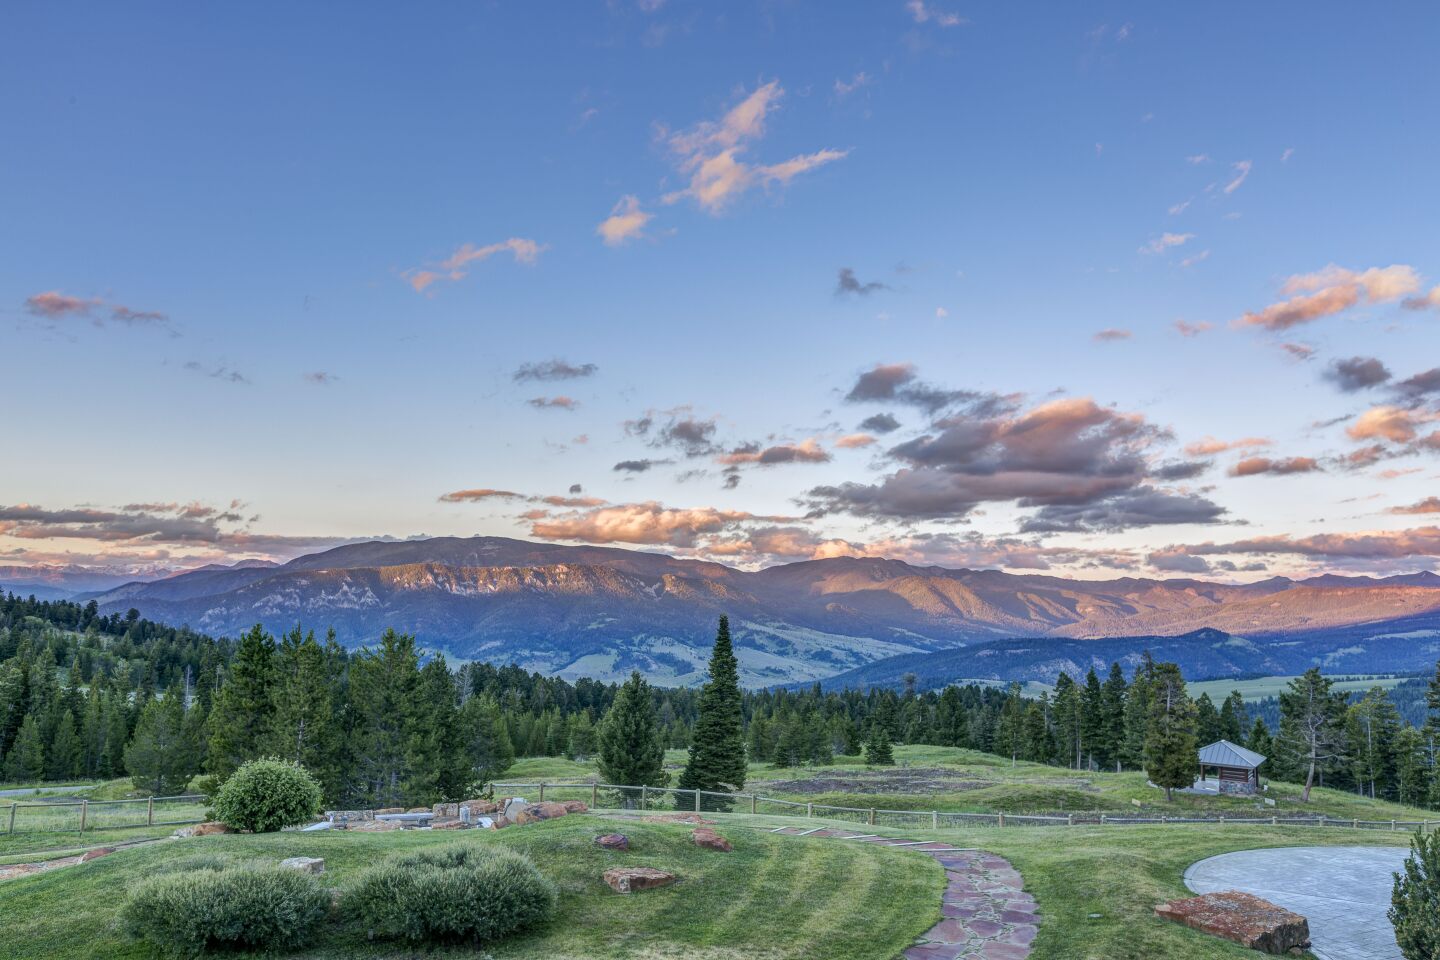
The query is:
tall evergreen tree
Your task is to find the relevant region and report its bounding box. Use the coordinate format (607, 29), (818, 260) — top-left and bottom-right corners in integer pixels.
(1218, 691), (1248, 743)
(1145, 662), (1199, 802)
(125, 693), (202, 795)
(459, 693), (514, 786)
(597, 671), (668, 800)
(1100, 663), (1129, 771)
(46, 710), (81, 781)
(1346, 686), (1401, 800)
(1278, 668), (1347, 802)
(3, 713), (45, 782)
(268, 627), (341, 799)
(346, 629), (421, 808)
(995, 682), (1025, 765)
(678, 616), (747, 795)
(206, 624), (276, 779)
(1081, 668), (1105, 770)
(1122, 655), (1155, 768)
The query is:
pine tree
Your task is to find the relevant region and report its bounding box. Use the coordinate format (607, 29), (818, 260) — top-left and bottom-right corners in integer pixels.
(1219, 691), (1248, 743)
(1194, 693), (1222, 746)
(1346, 686), (1401, 800)
(459, 693), (514, 786)
(1122, 656), (1154, 768)
(1100, 663), (1129, 771)
(864, 722), (895, 766)
(1247, 717), (1273, 760)
(1278, 668), (1347, 802)
(936, 685), (969, 748)
(994, 682), (1025, 765)
(3, 713), (45, 782)
(1394, 727), (1430, 809)
(1081, 668), (1105, 770)
(678, 616), (747, 795)
(346, 629), (421, 808)
(46, 710), (82, 781)
(124, 694), (201, 795)
(1021, 698), (1053, 762)
(268, 627), (340, 800)
(1145, 662), (1199, 802)
(408, 655), (469, 803)
(1052, 673), (1083, 768)
(206, 624), (276, 779)
(597, 671), (668, 801)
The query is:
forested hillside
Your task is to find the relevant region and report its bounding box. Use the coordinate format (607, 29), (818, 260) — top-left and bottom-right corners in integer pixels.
(4, 592), (1439, 813)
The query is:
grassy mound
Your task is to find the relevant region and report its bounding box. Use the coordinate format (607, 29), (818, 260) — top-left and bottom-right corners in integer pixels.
(0, 814), (941, 960)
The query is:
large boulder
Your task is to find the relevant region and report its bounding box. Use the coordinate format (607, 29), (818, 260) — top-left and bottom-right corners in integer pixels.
(460, 798), (499, 816)
(348, 819), (404, 832)
(432, 802), (459, 818)
(603, 867), (676, 894)
(513, 801), (572, 825)
(563, 800), (589, 814)
(692, 827), (733, 852)
(1155, 891), (1310, 955)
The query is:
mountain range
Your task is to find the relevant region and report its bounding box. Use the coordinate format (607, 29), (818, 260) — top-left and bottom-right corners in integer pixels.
(63, 536), (1440, 687)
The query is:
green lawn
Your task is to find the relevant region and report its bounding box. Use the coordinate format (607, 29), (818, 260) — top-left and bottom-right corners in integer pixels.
(0, 814), (941, 960)
(506, 745), (1439, 823)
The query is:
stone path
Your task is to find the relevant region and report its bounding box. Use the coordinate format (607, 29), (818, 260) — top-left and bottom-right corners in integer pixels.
(1184, 845), (1407, 960)
(769, 826), (1036, 959)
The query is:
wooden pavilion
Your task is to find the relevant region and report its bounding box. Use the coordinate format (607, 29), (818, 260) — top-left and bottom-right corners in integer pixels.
(1196, 739), (1265, 795)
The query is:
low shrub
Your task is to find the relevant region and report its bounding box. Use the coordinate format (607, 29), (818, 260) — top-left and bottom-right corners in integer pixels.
(212, 758), (322, 833)
(122, 864), (331, 956)
(347, 843), (556, 944)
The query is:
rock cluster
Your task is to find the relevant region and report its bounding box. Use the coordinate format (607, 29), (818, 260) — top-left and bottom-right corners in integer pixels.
(1155, 891), (1310, 955)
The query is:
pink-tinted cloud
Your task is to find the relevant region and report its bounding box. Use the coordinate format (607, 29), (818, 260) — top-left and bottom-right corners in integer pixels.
(1391, 497), (1440, 515)
(1403, 285), (1440, 311)
(24, 291), (170, 328)
(405, 238), (545, 292)
(661, 81), (847, 213)
(1347, 405), (1438, 444)
(1140, 232), (1193, 255)
(597, 195), (653, 246)
(1093, 328), (1132, 342)
(1160, 527), (1440, 561)
(1237, 264), (1422, 330)
(529, 501), (795, 548)
(1222, 159), (1252, 194)
(528, 396), (579, 410)
(717, 438), (830, 466)
(835, 433), (876, 449)
(1173, 320), (1213, 337)
(1228, 456), (1322, 477)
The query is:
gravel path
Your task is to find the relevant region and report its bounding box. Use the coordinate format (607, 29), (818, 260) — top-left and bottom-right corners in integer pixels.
(769, 826), (1036, 959)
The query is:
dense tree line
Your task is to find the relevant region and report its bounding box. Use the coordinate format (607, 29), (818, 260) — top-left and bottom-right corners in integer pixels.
(5, 592), (1440, 810)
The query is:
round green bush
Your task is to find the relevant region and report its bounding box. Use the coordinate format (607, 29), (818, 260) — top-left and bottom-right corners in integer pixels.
(122, 864), (331, 956)
(347, 843), (556, 944)
(212, 758), (323, 833)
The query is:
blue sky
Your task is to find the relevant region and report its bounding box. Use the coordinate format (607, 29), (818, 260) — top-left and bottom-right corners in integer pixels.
(3, 1), (1439, 580)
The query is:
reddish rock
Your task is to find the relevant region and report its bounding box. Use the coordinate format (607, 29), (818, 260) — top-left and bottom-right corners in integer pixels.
(603, 867), (676, 894)
(176, 821), (232, 838)
(595, 833), (630, 851)
(1155, 891), (1309, 955)
(691, 827), (732, 852)
(460, 798), (499, 815)
(432, 802), (459, 818)
(562, 800), (589, 814)
(79, 848), (115, 863)
(514, 801), (571, 824)
(431, 818), (468, 829)
(487, 815), (511, 830)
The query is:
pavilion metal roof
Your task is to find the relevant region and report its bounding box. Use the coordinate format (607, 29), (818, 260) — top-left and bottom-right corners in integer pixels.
(1198, 739), (1266, 769)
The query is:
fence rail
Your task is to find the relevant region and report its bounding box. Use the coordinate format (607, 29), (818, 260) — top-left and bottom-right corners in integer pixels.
(489, 781), (1440, 833)
(3, 794), (208, 836)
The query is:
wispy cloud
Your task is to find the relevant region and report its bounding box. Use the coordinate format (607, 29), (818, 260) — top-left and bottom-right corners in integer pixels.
(513, 359), (598, 382)
(184, 361), (249, 385)
(1140, 232), (1194, 255)
(836, 268), (889, 296)
(1222, 159), (1252, 195)
(596, 195), (653, 246)
(833, 71), (872, 98)
(302, 371), (338, 386)
(1093, 328), (1132, 342)
(660, 81), (847, 214)
(905, 0), (966, 27)
(24, 291), (171, 330)
(1173, 319), (1213, 338)
(528, 395), (579, 410)
(405, 238), (545, 292)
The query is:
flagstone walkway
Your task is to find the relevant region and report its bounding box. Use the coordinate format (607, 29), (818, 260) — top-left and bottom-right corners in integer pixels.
(768, 826), (1036, 959)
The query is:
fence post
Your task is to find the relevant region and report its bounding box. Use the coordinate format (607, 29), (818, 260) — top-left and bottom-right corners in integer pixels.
(592, 784), (598, 808)
(694, 790), (701, 813)
(932, 810), (939, 830)
(1392, 820), (1397, 832)
(807, 803), (813, 818)
(79, 800), (88, 834)
(1271, 816), (1277, 826)
(751, 794), (757, 815)
(998, 812), (1006, 828)
(539, 783), (546, 802)
(868, 808), (876, 826)
(641, 785), (648, 811)
(1353, 818), (1359, 829)
(1067, 814), (1073, 826)
(1099, 814), (1105, 826)
(148, 797), (155, 827)
(7, 803), (15, 835)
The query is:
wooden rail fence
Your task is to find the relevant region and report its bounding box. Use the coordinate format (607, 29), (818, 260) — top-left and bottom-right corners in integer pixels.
(489, 781), (1440, 833)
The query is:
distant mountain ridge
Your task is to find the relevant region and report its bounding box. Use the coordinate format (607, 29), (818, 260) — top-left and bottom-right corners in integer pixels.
(84, 536), (1440, 687)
